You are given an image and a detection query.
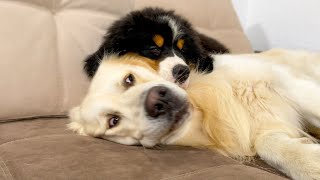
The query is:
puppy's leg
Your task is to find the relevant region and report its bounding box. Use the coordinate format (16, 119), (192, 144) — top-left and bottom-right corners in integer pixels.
(255, 132), (320, 180)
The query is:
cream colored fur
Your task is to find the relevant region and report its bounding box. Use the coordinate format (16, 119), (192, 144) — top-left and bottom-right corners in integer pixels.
(69, 49), (320, 180)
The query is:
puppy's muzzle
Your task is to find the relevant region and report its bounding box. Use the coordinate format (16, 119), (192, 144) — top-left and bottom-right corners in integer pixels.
(145, 86), (183, 118)
(172, 64), (190, 84)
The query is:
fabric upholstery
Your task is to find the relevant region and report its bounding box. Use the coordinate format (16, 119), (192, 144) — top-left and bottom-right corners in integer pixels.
(0, 0), (252, 121)
(0, 1), (281, 179)
(0, 118), (287, 180)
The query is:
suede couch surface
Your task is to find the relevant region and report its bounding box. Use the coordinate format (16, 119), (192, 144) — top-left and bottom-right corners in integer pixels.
(0, 0), (287, 179)
(0, 118), (287, 180)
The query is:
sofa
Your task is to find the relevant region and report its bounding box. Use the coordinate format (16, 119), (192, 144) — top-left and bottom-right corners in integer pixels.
(0, 0), (287, 179)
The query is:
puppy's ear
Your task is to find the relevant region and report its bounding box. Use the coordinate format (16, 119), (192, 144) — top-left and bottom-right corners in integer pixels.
(197, 33), (229, 54)
(84, 46), (106, 78)
(68, 106), (87, 136)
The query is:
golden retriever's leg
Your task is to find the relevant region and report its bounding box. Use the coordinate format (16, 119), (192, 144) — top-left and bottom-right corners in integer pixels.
(284, 77), (320, 129)
(255, 132), (320, 180)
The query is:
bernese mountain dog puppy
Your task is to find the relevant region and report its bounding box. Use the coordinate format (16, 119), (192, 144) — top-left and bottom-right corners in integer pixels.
(84, 7), (229, 87)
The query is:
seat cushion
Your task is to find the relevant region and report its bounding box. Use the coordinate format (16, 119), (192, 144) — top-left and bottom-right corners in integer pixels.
(0, 0), (132, 121)
(0, 118), (286, 180)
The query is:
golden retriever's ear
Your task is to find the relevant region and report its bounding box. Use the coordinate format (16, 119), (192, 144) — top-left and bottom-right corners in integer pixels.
(67, 106), (87, 136)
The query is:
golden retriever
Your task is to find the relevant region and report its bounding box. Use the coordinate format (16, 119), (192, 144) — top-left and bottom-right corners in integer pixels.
(69, 49), (320, 179)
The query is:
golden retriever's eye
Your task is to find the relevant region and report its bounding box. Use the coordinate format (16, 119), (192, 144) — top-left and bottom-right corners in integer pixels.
(108, 115), (120, 128)
(123, 74), (135, 87)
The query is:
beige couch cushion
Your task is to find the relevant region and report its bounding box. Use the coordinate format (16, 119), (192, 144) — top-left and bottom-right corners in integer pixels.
(0, 0), (252, 121)
(0, 118), (286, 179)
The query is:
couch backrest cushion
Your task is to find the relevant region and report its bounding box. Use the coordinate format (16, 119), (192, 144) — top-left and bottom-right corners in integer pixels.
(0, 0), (252, 121)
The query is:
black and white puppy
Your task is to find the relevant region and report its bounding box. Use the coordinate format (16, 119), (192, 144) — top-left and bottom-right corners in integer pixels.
(84, 7), (229, 86)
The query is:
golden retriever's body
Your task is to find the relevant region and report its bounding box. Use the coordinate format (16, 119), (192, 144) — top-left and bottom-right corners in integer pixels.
(69, 49), (320, 179)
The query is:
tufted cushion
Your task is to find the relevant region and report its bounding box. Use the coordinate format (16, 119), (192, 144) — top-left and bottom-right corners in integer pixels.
(0, 0), (252, 121)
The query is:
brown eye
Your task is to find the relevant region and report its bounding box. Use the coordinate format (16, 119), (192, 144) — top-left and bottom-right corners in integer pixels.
(124, 74), (135, 87)
(108, 115), (120, 128)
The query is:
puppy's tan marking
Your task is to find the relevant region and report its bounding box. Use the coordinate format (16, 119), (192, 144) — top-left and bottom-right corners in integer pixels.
(153, 34), (164, 48)
(121, 53), (159, 72)
(105, 54), (160, 85)
(177, 39), (184, 50)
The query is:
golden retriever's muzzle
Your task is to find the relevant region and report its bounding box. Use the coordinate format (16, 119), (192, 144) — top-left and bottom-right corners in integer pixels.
(144, 86), (189, 125)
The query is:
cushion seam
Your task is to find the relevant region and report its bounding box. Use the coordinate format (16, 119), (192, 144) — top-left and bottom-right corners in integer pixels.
(0, 0), (53, 12)
(161, 164), (282, 180)
(0, 115), (67, 123)
(52, 7), (64, 115)
(244, 161), (284, 177)
(161, 164), (241, 180)
(0, 134), (75, 147)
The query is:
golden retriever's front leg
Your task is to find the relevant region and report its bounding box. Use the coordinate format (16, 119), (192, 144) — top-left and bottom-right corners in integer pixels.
(255, 132), (320, 180)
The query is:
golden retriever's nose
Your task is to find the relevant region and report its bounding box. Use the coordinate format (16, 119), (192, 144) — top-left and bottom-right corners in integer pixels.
(172, 64), (190, 84)
(145, 86), (173, 118)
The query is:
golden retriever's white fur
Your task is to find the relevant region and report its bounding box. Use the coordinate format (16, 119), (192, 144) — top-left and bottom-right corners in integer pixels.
(69, 49), (320, 180)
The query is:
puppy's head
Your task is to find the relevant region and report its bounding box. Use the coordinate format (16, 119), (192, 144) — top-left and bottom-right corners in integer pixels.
(70, 55), (191, 147)
(85, 7), (219, 87)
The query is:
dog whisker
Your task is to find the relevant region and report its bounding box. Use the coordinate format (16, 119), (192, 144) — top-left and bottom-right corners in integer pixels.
(140, 144), (154, 162)
(153, 144), (164, 150)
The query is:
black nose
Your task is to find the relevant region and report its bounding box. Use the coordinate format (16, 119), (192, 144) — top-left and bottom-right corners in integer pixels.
(145, 86), (173, 118)
(172, 64), (190, 84)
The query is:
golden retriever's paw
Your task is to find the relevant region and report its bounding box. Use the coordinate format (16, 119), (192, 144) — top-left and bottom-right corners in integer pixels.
(67, 122), (87, 136)
(67, 106), (87, 136)
(294, 146), (320, 180)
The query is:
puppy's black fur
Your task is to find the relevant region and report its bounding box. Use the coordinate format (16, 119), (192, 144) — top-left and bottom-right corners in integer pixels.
(84, 7), (229, 78)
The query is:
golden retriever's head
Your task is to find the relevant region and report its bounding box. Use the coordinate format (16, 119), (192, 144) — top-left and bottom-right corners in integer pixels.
(69, 55), (191, 147)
